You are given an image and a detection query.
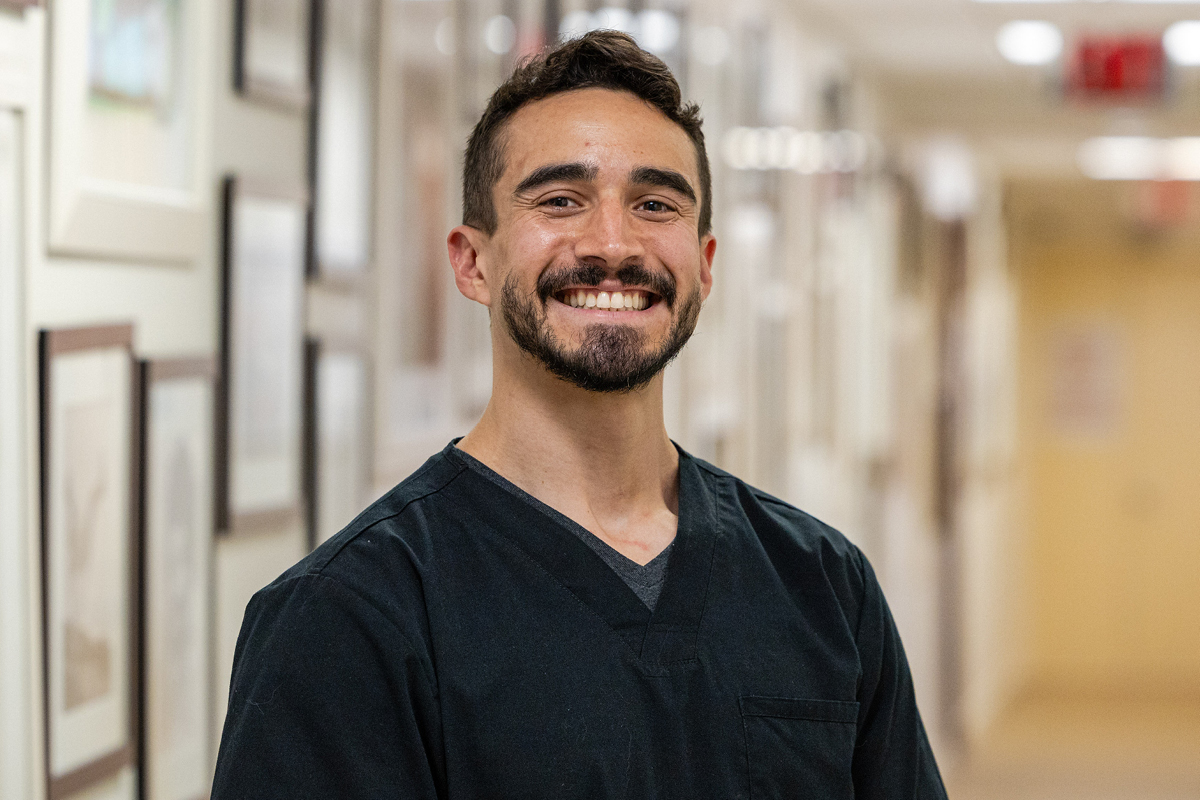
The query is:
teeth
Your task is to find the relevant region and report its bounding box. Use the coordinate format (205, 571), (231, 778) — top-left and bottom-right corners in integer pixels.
(562, 290), (651, 311)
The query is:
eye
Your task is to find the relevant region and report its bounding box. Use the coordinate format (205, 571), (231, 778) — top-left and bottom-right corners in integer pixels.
(542, 196), (576, 208)
(639, 199), (675, 214)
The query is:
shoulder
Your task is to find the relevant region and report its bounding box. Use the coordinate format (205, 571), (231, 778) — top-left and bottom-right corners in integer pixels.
(690, 454), (870, 606)
(242, 446), (471, 648)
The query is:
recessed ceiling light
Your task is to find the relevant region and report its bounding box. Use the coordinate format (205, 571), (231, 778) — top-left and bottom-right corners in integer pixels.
(996, 20), (1064, 65)
(1164, 21), (1200, 65)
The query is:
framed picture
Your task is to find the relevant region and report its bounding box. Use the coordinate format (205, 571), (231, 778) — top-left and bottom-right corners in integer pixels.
(47, 0), (210, 263)
(139, 358), (215, 800)
(217, 176), (308, 534)
(39, 324), (139, 800)
(234, 0), (313, 111)
(303, 338), (370, 549)
(374, 0), (490, 484)
(310, 0), (377, 280)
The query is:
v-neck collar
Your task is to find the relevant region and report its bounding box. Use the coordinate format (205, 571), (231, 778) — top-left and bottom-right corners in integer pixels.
(443, 440), (718, 674)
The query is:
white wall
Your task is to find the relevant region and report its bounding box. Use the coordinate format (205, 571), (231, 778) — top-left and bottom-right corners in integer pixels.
(0, 3), (312, 796)
(0, 9), (44, 800)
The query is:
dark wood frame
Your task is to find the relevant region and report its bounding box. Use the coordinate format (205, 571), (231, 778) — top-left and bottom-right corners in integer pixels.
(233, 0), (315, 112)
(302, 337), (320, 551)
(137, 356), (216, 800)
(216, 175), (310, 536)
(39, 324), (140, 800)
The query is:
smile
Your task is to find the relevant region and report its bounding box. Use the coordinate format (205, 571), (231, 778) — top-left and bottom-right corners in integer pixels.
(554, 289), (655, 311)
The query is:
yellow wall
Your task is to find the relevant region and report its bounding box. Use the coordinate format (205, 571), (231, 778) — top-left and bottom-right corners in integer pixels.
(1012, 180), (1200, 698)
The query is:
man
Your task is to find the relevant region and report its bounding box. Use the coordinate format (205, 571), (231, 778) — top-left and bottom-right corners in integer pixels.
(212, 31), (947, 799)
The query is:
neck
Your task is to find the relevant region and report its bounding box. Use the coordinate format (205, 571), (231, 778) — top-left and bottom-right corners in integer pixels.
(457, 344), (680, 564)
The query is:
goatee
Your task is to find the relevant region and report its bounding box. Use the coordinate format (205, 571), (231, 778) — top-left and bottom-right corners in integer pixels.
(500, 262), (701, 393)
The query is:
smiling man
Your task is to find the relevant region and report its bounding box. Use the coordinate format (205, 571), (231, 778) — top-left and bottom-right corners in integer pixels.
(212, 31), (947, 800)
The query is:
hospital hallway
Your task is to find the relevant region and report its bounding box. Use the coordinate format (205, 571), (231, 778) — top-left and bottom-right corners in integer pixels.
(3, 1), (1200, 798)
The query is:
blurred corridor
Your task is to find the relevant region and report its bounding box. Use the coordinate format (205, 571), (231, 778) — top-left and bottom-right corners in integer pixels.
(1, 0), (1199, 798)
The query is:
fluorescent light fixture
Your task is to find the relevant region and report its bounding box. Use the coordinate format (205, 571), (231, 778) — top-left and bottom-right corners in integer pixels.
(1164, 21), (1200, 64)
(1163, 137), (1200, 179)
(996, 21), (1064, 65)
(1078, 136), (1162, 179)
(723, 127), (869, 173)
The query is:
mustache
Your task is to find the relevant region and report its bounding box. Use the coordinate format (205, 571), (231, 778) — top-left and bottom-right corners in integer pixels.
(535, 262), (678, 307)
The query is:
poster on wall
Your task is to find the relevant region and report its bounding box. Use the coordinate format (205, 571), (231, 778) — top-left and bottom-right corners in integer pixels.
(304, 339), (370, 549)
(48, 0), (208, 262)
(39, 324), (138, 800)
(139, 358), (214, 800)
(234, 0), (312, 110)
(311, 0), (376, 280)
(217, 176), (308, 534)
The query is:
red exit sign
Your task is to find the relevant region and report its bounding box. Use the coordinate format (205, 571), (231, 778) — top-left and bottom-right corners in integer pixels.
(1068, 35), (1165, 100)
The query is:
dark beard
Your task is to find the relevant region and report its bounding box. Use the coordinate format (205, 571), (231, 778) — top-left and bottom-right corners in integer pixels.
(499, 262), (702, 394)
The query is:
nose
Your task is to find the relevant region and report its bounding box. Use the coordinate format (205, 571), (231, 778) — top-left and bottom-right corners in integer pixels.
(572, 196), (644, 269)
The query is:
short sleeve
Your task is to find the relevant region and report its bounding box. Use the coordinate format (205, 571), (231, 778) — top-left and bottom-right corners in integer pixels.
(851, 552), (949, 799)
(211, 573), (443, 800)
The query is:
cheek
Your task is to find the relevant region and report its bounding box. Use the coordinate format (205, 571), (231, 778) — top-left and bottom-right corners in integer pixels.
(652, 233), (707, 279)
(508, 223), (577, 267)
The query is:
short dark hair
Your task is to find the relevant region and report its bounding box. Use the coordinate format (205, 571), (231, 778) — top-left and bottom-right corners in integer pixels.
(462, 30), (712, 237)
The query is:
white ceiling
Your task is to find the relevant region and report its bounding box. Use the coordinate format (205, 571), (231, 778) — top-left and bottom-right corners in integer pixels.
(801, 0), (1200, 75)
(791, 0), (1200, 147)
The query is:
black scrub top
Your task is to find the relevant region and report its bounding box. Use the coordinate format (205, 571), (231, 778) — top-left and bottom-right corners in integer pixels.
(212, 442), (948, 800)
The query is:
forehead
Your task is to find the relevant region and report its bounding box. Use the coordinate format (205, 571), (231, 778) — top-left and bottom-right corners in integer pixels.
(499, 88), (697, 186)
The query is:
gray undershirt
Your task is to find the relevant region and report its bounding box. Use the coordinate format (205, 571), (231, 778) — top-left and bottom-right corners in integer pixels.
(451, 445), (673, 610)
(569, 530), (673, 611)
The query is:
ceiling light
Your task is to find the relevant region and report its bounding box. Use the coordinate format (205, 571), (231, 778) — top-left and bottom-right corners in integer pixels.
(483, 15), (515, 55)
(637, 10), (680, 54)
(1164, 21), (1200, 64)
(996, 20), (1064, 65)
(1163, 137), (1200, 179)
(1077, 136), (1162, 179)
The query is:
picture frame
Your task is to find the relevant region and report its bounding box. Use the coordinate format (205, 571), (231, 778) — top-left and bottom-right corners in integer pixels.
(374, 0), (487, 485)
(303, 338), (370, 550)
(233, 0), (313, 111)
(216, 176), (308, 535)
(309, 0), (377, 281)
(138, 357), (215, 800)
(47, 0), (210, 263)
(39, 324), (139, 800)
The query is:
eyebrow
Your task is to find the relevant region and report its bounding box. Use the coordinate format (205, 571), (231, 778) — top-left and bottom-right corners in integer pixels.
(629, 167), (697, 205)
(513, 162), (598, 196)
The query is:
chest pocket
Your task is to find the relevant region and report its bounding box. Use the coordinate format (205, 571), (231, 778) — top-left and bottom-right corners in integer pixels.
(740, 696), (859, 800)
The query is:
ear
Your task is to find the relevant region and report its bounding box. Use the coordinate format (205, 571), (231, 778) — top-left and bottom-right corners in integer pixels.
(447, 225), (493, 307)
(699, 234), (716, 302)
